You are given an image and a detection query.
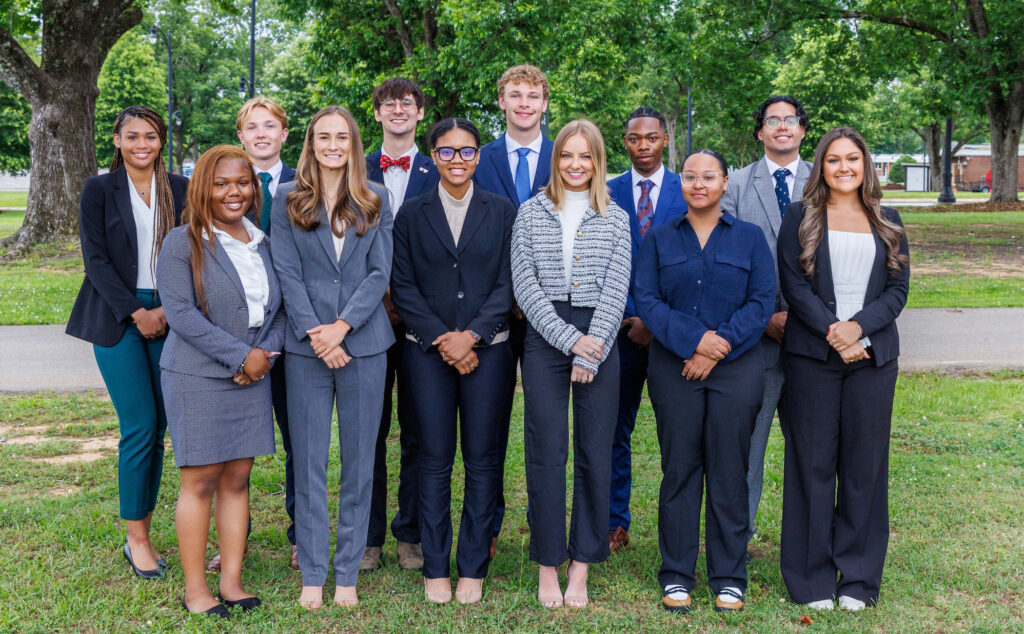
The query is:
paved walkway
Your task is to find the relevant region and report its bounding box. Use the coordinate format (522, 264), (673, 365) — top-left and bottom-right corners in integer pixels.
(0, 308), (1021, 392)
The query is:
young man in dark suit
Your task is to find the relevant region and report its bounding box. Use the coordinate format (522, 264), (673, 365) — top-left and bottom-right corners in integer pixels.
(606, 107), (687, 553)
(720, 95), (812, 557)
(472, 64), (554, 558)
(362, 77), (440, 572)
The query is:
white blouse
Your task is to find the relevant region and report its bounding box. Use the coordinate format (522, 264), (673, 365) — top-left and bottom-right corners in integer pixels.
(828, 229), (875, 347)
(127, 172), (157, 289)
(559, 189), (591, 291)
(331, 213), (346, 261)
(209, 217), (270, 328)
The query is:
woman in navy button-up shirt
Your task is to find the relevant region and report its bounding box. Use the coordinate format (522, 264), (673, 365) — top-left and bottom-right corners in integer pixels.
(634, 149), (774, 614)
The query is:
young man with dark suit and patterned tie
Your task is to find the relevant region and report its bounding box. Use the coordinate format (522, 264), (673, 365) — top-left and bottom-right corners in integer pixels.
(204, 96), (298, 573)
(720, 95), (812, 557)
(362, 77), (440, 573)
(606, 108), (687, 553)
(473, 64), (554, 558)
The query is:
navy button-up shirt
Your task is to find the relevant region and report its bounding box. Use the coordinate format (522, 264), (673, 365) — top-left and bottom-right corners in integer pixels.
(633, 211), (775, 363)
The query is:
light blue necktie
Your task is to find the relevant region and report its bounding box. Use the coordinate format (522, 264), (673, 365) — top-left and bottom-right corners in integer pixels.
(514, 147), (532, 206)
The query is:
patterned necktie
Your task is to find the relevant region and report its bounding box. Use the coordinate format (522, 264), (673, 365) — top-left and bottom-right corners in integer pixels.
(637, 179), (654, 237)
(380, 155), (411, 171)
(773, 168), (791, 218)
(258, 172), (273, 234)
(514, 147), (532, 206)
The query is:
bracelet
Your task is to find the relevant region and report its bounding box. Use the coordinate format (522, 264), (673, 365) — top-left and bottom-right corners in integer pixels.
(238, 358), (247, 374)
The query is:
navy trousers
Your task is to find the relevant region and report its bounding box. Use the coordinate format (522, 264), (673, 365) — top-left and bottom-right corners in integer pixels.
(609, 329), (649, 531)
(269, 355), (296, 544)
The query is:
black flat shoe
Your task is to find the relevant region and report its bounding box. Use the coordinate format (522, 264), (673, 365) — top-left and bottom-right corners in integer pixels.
(181, 598), (230, 619)
(217, 593), (262, 611)
(157, 558), (167, 568)
(123, 539), (164, 580)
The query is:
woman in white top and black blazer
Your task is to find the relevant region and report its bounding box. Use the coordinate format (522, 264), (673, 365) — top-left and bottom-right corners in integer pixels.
(390, 118), (516, 605)
(776, 126), (910, 611)
(511, 120), (631, 608)
(66, 106), (188, 580)
(271, 106), (394, 610)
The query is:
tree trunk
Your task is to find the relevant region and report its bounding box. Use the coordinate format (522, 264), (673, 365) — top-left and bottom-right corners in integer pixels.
(925, 122), (942, 192)
(665, 111), (679, 173)
(987, 93), (1023, 202)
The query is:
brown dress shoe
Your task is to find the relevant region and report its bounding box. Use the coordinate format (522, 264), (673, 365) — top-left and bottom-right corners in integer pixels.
(397, 541), (423, 570)
(489, 537), (497, 560)
(206, 553), (221, 573)
(608, 527), (630, 552)
(360, 546), (382, 572)
(290, 544), (300, 571)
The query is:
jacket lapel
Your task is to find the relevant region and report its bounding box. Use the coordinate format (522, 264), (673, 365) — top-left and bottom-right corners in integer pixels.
(753, 159), (784, 237)
(112, 168), (139, 258)
(365, 151), (384, 185)
(816, 213), (837, 307)
(315, 209), (341, 272)
(408, 153), (435, 199)
(654, 171), (683, 226)
(792, 160), (811, 201)
(533, 136), (553, 195)
(422, 189), (459, 259)
(206, 237), (247, 303)
(491, 137), (519, 204)
(456, 190), (488, 253)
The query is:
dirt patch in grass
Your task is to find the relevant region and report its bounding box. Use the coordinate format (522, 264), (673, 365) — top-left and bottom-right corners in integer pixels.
(0, 424), (49, 438)
(1, 420), (118, 463)
(915, 202), (1024, 213)
(914, 262), (1024, 277)
(2, 433), (46, 445)
(34, 452), (108, 465)
(47, 485), (81, 497)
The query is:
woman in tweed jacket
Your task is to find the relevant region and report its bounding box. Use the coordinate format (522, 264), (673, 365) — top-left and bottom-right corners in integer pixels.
(511, 120), (631, 608)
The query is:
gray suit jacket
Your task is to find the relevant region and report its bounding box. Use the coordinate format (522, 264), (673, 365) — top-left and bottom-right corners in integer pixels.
(721, 156), (812, 364)
(270, 180), (395, 358)
(157, 226), (286, 378)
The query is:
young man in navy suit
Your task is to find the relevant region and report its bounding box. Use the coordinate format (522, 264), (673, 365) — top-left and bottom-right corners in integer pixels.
(363, 77), (440, 572)
(606, 108), (687, 553)
(473, 64), (554, 558)
(211, 96), (298, 572)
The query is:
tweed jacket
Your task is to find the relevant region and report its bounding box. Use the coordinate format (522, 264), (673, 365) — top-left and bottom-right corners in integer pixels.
(511, 191), (631, 374)
(157, 226), (285, 378)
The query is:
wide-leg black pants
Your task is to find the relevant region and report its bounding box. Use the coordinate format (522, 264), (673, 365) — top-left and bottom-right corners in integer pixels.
(779, 350), (897, 605)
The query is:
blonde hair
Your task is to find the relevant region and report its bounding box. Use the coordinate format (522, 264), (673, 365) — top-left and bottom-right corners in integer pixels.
(497, 64), (550, 100)
(544, 120), (610, 217)
(236, 96), (288, 131)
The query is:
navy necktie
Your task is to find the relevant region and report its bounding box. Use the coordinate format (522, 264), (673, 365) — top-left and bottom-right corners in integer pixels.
(514, 147), (532, 206)
(773, 168), (791, 218)
(258, 172), (273, 234)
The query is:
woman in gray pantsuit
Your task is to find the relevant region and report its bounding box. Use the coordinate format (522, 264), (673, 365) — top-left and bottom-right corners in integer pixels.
(158, 145), (285, 618)
(271, 106), (394, 610)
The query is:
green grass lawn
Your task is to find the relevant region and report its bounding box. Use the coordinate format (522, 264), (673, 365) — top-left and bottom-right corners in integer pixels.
(0, 191), (28, 208)
(0, 373), (1021, 631)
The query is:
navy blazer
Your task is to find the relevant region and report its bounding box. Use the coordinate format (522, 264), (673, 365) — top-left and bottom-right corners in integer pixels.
(66, 168), (189, 347)
(391, 185), (516, 351)
(365, 150), (439, 208)
(608, 168), (688, 318)
(778, 201), (910, 366)
(271, 180), (396, 358)
(157, 226), (285, 377)
(473, 134), (554, 208)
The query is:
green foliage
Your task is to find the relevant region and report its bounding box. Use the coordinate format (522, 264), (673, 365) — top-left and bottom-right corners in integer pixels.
(93, 27), (166, 168)
(888, 154), (915, 184)
(262, 33), (319, 168)
(0, 84), (31, 173)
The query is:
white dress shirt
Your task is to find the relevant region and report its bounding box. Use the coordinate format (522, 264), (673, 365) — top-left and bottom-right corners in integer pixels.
(331, 214), (346, 262)
(764, 155), (801, 195)
(380, 145), (419, 214)
(209, 217), (270, 328)
(255, 159), (284, 198)
(560, 189), (591, 290)
(127, 172), (157, 289)
(631, 164), (666, 213)
(828, 229), (875, 348)
(505, 132), (543, 189)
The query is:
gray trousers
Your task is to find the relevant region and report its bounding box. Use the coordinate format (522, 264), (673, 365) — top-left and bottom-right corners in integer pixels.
(287, 351), (387, 587)
(746, 338), (784, 537)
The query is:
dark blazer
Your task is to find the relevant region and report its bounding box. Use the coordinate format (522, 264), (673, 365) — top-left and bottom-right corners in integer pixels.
(778, 201), (910, 366)
(390, 185), (516, 351)
(270, 180), (396, 358)
(66, 168), (189, 347)
(473, 134), (554, 208)
(157, 226), (285, 377)
(607, 168), (688, 318)
(365, 150), (439, 206)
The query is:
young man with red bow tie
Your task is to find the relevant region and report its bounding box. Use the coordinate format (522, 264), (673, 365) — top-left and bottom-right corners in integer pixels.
(362, 78), (440, 573)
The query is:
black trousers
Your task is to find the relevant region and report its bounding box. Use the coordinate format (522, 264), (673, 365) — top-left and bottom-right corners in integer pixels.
(270, 354), (296, 544)
(367, 324), (420, 547)
(492, 313), (525, 537)
(647, 341), (763, 593)
(404, 339), (513, 578)
(522, 302), (618, 566)
(779, 350), (897, 604)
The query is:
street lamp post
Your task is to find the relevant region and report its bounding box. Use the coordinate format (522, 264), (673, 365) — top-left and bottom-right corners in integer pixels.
(149, 26), (175, 173)
(938, 117), (956, 203)
(249, 0), (256, 99)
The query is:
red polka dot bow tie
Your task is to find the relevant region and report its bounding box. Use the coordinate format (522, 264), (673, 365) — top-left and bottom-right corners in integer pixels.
(380, 155), (411, 171)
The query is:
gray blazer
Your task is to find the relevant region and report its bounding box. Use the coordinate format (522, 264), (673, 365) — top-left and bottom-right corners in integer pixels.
(270, 180), (395, 358)
(157, 226), (285, 378)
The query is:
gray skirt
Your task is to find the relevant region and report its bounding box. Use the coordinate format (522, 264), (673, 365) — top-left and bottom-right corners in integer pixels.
(163, 367), (276, 468)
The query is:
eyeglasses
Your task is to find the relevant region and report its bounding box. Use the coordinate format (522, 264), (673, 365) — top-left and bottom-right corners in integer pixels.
(434, 146), (479, 162)
(763, 115), (801, 129)
(380, 98), (418, 112)
(681, 172), (722, 187)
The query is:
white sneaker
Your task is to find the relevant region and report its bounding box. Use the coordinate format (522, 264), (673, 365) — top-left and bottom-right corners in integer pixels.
(837, 595), (866, 611)
(807, 598), (834, 610)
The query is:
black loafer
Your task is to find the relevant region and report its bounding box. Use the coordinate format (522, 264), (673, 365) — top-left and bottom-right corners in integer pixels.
(181, 598), (230, 619)
(157, 558), (167, 569)
(123, 540), (164, 580)
(217, 593), (262, 612)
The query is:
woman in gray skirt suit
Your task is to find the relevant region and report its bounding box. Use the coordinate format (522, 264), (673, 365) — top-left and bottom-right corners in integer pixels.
(157, 145), (285, 618)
